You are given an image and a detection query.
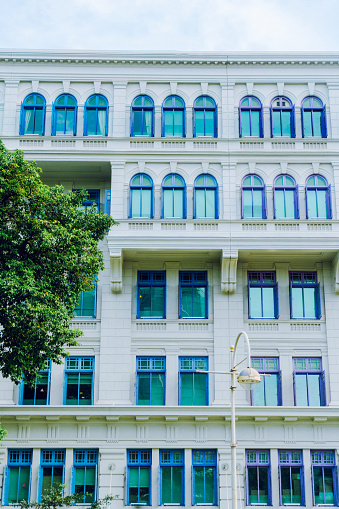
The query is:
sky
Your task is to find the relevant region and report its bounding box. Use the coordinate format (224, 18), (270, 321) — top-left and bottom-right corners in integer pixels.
(1, 0), (339, 53)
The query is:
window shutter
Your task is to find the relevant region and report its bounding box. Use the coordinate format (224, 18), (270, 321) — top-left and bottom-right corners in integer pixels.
(83, 105), (87, 136)
(51, 104), (56, 136)
(289, 280), (293, 319)
(37, 466), (42, 502)
(2, 466), (8, 506)
(104, 190), (111, 216)
(248, 284), (252, 319)
(47, 368), (51, 405)
(327, 184), (332, 219)
(262, 184), (267, 219)
(191, 465), (195, 506)
(333, 465), (338, 506)
(277, 466), (281, 505)
(274, 282), (279, 319)
(300, 466), (306, 506)
(158, 467), (161, 506)
(305, 185), (309, 219)
(28, 465), (32, 501)
(74, 106), (78, 136)
(320, 371), (326, 406)
(259, 107), (264, 138)
(295, 185), (300, 219)
(42, 105), (46, 136)
(315, 282), (322, 319)
(105, 108), (108, 137)
(63, 370), (67, 405)
(291, 105), (296, 138)
(193, 108), (196, 138)
(267, 465), (272, 506)
(269, 107), (273, 138)
(124, 469), (128, 505)
(301, 107), (305, 138)
(214, 105), (218, 138)
(94, 463), (98, 501)
(130, 107), (134, 137)
(70, 466), (75, 495)
(322, 105), (328, 138)
(238, 108), (242, 138)
(311, 466), (315, 505)
(19, 103), (25, 135)
(278, 371), (282, 406)
(151, 108), (154, 138)
(273, 186), (276, 219)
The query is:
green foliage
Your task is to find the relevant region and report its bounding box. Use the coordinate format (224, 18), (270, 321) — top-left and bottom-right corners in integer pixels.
(0, 142), (115, 384)
(20, 483), (117, 509)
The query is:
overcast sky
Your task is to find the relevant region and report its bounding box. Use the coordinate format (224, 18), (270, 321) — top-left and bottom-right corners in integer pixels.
(1, 0), (338, 53)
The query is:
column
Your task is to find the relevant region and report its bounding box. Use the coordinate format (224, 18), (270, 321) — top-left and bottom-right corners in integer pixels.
(221, 82), (235, 139)
(110, 161), (126, 219)
(112, 82), (127, 138)
(2, 80), (19, 136)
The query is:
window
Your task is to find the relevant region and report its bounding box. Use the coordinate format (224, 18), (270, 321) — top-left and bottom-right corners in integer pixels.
(251, 358), (281, 406)
(305, 175), (331, 219)
(162, 96), (185, 137)
(20, 93), (46, 135)
(289, 272), (321, 319)
(270, 96), (295, 138)
(293, 358), (325, 406)
(278, 451), (304, 506)
(74, 286), (97, 318)
(273, 175), (299, 219)
(136, 357), (165, 405)
(129, 174), (153, 219)
(301, 96), (327, 138)
(242, 175), (266, 219)
(52, 94), (77, 136)
(84, 94), (108, 136)
(248, 272), (278, 319)
(311, 451), (337, 506)
(179, 271), (208, 319)
(160, 450), (184, 505)
(76, 189), (100, 213)
(4, 450), (32, 505)
(192, 450), (217, 505)
(161, 174), (186, 219)
(72, 450), (98, 503)
(20, 360), (51, 405)
(39, 449), (65, 500)
(131, 95), (154, 137)
(127, 450), (151, 505)
(193, 96), (217, 138)
(194, 174), (218, 219)
(179, 357), (208, 406)
(64, 357), (94, 405)
(239, 96), (263, 138)
(137, 271), (166, 319)
(246, 450), (271, 506)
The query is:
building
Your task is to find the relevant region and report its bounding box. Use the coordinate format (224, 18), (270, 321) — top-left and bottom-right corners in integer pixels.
(0, 49), (339, 507)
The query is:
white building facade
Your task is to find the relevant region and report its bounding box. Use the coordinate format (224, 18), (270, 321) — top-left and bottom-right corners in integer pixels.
(0, 50), (339, 508)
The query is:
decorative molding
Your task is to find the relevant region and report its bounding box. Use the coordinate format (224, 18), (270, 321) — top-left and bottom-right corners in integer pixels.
(110, 249), (123, 293)
(136, 424), (148, 442)
(284, 425), (296, 444)
(246, 82), (253, 95)
(94, 81), (101, 94)
(32, 80), (39, 93)
(63, 80), (70, 93)
(166, 425), (177, 442)
(77, 424), (89, 442)
(277, 82), (284, 95)
(221, 250), (238, 294)
(139, 81), (147, 94)
(47, 424), (59, 443)
(195, 425), (207, 442)
(201, 82), (208, 95)
(170, 82), (177, 95)
(107, 424), (119, 443)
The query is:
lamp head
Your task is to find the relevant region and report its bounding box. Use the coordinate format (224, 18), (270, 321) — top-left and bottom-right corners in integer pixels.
(237, 367), (261, 390)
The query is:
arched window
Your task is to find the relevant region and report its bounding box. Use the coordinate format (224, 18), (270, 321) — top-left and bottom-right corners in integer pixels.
(84, 94), (108, 136)
(162, 96), (185, 137)
(131, 95), (154, 137)
(239, 96), (263, 138)
(194, 174), (218, 219)
(305, 175), (331, 219)
(301, 97), (327, 138)
(161, 174), (186, 219)
(20, 93), (46, 135)
(242, 175), (266, 219)
(270, 97), (295, 138)
(129, 174), (154, 218)
(52, 94), (77, 136)
(273, 175), (299, 219)
(193, 96), (217, 138)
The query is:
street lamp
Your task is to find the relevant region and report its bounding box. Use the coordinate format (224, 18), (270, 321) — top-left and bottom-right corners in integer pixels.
(197, 330), (262, 509)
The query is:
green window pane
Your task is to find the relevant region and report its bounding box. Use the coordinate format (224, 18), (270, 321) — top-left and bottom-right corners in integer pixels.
(131, 189), (141, 218)
(275, 189), (285, 218)
(17, 467), (30, 503)
(291, 287), (304, 318)
(181, 373), (193, 405)
(252, 377), (265, 406)
(56, 110), (66, 133)
(281, 111), (291, 137)
(173, 110), (183, 137)
(66, 373), (79, 404)
(172, 467), (183, 504)
(205, 111), (214, 137)
(205, 189), (215, 218)
(314, 467), (324, 504)
(143, 111), (152, 137)
(129, 467), (139, 487)
(307, 189), (317, 218)
(164, 111), (174, 137)
(35, 374), (49, 405)
(81, 289), (95, 317)
(252, 190), (263, 218)
(204, 467), (215, 504)
(42, 467), (53, 495)
(262, 287), (275, 318)
(251, 110), (260, 137)
(22, 383), (36, 405)
(291, 467), (302, 504)
(133, 110), (143, 135)
(194, 467), (205, 503)
(312, 111), (322, 137)
(8, 467), (20, 503)
(151, 373), (164, 405)
(173, 189), (184, 218)
(180, 287), (193, 318)
(303, 111), (313, 137)
(193, 287), (206, 318)
(308, 374), (321, 406)
(303, 287), (316, 319)
(284, 189), (295, 218)
(195, 189), (206, 218)
(163, 189), (173, 217)
(79, 373), (92, 405)
(34, 109), (44, 135)
(272, 110), (282, 137)
(24, 110), (34, 134)
(249, 287), (262, 318)
(97, 110), (106, 136)
(161, 467), (172, 503)
(87, 110), (97, 135)
(139, 287), (151, 317)
(241, 110), (251, 137)
(194, 373), (207, 405)
(195, 111), (205, 136)
(265, 374), (279, 406)
(258, 467), (269, 504)
(141, 189), (152, 218)
(295, 374), (308, 406)
(65, 109), (75, 134)
(138, 373), (151, 405)
(243, 189), (252, 218)
(84, 467), (96, 503)
(139, 468), (150, 503)
(316, 190), (327, 218)
(323, 467), (334, 504)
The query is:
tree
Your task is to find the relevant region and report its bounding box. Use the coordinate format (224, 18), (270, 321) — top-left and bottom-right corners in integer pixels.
(0, 142), (115, 384)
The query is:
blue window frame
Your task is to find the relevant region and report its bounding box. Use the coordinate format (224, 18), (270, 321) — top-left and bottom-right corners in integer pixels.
(64, 357), (94, 405)
(84, 94), (108, 136)
(161, 174), (186, 219)
(160, 450), (184, 505)
(38, 449), (65, 501)
(289, 272), (321, 319)
(301, 96), (327, 138)
(311, 451), (338, 506)
(192, 450), (217, 505)
(20, 93), (46, 135)
(4, 449), (32, 505)
(129, 174), (153, 219)
(248, 272), (279, 319)
(137, 271), (166, 319)
(193, 96), (217, 138)
(72, 450), (98, 504)
(127, 450), (152, 505)
(246, 450), (271, 506)
(131, 95), (154, 137)
(179, 357), (208, 406)
(52, 94), (77, 136)
(251, 358), (282, 406)
(136, 357), (166, 406)
(305, 174), (332, 219)
(19, 360), (51, 405)
(270, 96), (295, 138)
(242, 174), (266, 219)
(278, 451), (304, 506)
(75, 189), (100, 213)
(273, 175), (299, 219)
(179, 271), (208, 319)
(239, 96), (263, 138)
(194, 174), (218, 219)
(293, 358), (325, 407)
(74, 284), (97, 319)
(162, 96), (185, 137)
